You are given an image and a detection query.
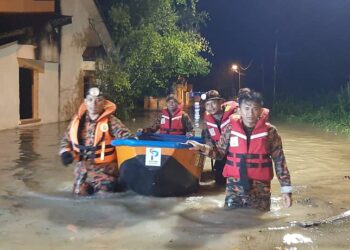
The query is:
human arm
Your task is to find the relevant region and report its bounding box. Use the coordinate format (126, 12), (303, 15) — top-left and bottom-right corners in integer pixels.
(268, 126), (293, 207)
(59, 120), (74, 166)
(187, 124), (231, 160)
(109, 115), (133, 139)
(139, 112), (162, 134)
(181, 112), (195, 137)
(201, 128), (215, 148)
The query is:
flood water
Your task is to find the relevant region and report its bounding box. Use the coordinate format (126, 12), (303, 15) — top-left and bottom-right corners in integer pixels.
(0, 111), (349, 250)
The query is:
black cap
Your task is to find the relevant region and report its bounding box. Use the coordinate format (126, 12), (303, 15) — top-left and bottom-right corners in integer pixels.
(201, 90), (224, 102)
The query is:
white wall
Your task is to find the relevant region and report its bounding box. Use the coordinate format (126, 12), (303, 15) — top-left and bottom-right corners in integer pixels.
(0, 0), (113, 130)
(0, 42), (60, 130)
(0, 42), (20, 130)
(39, 62), (59, 123)
(59, 0), (114, 121)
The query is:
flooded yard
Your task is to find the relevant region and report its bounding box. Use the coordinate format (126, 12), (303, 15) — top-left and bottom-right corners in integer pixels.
(0, 112), (349, 250)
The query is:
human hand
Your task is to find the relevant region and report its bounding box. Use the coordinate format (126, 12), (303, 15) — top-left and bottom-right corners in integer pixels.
(60, 151), (73, 166)
(185, 132), (194, 138)
(127, 135), (139, 140)
(186, 140), (204, 151)
(282, 193), (292, 208)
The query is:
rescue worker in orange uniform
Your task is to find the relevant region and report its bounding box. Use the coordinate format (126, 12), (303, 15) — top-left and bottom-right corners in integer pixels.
(187, 88), (292, 211)
(138, 94), (194, 136)
(59, 87), (133, 196)
(201, 90), (238, 184)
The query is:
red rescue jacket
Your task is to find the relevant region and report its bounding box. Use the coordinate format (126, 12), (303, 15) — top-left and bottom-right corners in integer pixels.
(69, 100), (117, 164)
(223, 108), (273, 181)
(159, 107), (185, 135)
(204, 101), (238, 142)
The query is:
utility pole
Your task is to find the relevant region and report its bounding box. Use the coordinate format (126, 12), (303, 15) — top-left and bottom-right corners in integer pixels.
(273, 39), (278, 105)
(261, 63), (265, 93)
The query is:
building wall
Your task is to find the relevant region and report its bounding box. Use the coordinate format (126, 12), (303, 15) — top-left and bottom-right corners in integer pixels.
(0, 42), (61, 130)
(59, 0), (114, 121)
(0, 0), (113, 130)
(0, 42), (20, 130)
(39, 62), (59, 123)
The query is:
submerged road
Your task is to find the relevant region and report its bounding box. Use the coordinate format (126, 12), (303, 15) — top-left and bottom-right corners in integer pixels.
(0, 111), (349, 249)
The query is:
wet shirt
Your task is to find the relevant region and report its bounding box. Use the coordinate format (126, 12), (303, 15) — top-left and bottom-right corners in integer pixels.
(60, 113), (132, 152)
(145, 110), (194, 135)
(205, 123), (291, 187)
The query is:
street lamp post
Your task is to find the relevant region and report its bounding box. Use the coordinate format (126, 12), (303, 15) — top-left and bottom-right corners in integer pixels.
(231, 64), (241, 92)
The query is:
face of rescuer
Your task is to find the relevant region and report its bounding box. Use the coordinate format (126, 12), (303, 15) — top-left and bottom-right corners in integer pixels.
(84, 88), (105, 118)
(167, 99), (178, 113)
(239, 99), (262, 128)
(205, 99), (223, 115)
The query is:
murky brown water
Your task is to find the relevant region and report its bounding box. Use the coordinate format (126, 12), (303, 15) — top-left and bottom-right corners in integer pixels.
(0, 112), (349, 250)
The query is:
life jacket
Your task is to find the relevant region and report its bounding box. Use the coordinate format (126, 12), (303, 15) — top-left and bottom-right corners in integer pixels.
(69, 100), (117, 164)
(159, 106), (185, 135)
(223, 108), (273, 181)
(204, 101), (238, 142)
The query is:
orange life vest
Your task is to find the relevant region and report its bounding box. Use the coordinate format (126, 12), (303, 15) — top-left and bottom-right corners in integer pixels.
(69, 100), (117, 164)
(223, 108), (273, 181)
(159, 107), (185, 135)
(203, 101), (238, 142)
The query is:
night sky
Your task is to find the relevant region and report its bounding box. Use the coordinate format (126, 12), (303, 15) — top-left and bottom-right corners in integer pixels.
(192, 0), (350, 99)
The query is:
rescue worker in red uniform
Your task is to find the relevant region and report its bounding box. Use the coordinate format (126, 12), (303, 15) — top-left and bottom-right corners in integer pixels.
(59, 87), (133, 196)
(138, 94), (194, 136)
(201, 90), (238, 184)
(187, 88), (292, 211)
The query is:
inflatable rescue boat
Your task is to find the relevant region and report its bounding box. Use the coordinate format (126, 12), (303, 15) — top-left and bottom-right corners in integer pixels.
(111, 134), (205, 196)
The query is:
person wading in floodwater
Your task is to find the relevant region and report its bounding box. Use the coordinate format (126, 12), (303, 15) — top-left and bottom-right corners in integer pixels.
(59, 86), (133, 196)
(138, 94), (194, 137)
(201, 90), (238, 185)
(187, 88), (292, 211)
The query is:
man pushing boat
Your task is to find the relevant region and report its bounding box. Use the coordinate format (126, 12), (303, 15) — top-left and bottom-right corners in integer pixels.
(138, 94), (194, 137)
(187, 88), (293, 211)
(201, 89), (238, 185)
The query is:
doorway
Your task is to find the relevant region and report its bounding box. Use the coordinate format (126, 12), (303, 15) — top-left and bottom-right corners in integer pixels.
(19, 68), (34, 119)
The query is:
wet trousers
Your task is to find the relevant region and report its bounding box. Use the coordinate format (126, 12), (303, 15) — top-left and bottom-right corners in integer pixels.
(73, 161), (118, 196)
(225, 177), (271, 211)
(213, 158), (227, 185)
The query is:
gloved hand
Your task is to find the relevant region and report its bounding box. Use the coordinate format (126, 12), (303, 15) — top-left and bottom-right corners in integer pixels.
(61, 151), (74, 166)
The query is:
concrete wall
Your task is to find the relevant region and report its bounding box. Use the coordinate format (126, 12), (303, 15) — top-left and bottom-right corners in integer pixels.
(59, 0), (114, 121)
(39, 62), (59, 124)
(0, 43), (20, 130)
(0, 42), (60, 130)
(0, 0), (113, 130)
(17, 44), (36, 59)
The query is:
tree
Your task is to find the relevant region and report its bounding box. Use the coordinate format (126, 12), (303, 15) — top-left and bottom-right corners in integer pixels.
(96, 0), (211, 116)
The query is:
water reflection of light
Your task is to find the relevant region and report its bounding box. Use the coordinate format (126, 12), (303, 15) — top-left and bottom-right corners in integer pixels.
(185, 196), (203, 208)
(185, 196), (224, 208)
(283, 233), (313, 245)
(267, 226), (289, 231)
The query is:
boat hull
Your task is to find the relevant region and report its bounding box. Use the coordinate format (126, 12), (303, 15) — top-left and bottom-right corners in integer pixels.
(112, 134), (205, 196)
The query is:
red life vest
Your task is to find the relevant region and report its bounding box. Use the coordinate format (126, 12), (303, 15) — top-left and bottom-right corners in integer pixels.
(223, 108), (273, 181)
(69, 100), (117, 164)
(204, 101), (238, 142)
(159, 107), (185, 135)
